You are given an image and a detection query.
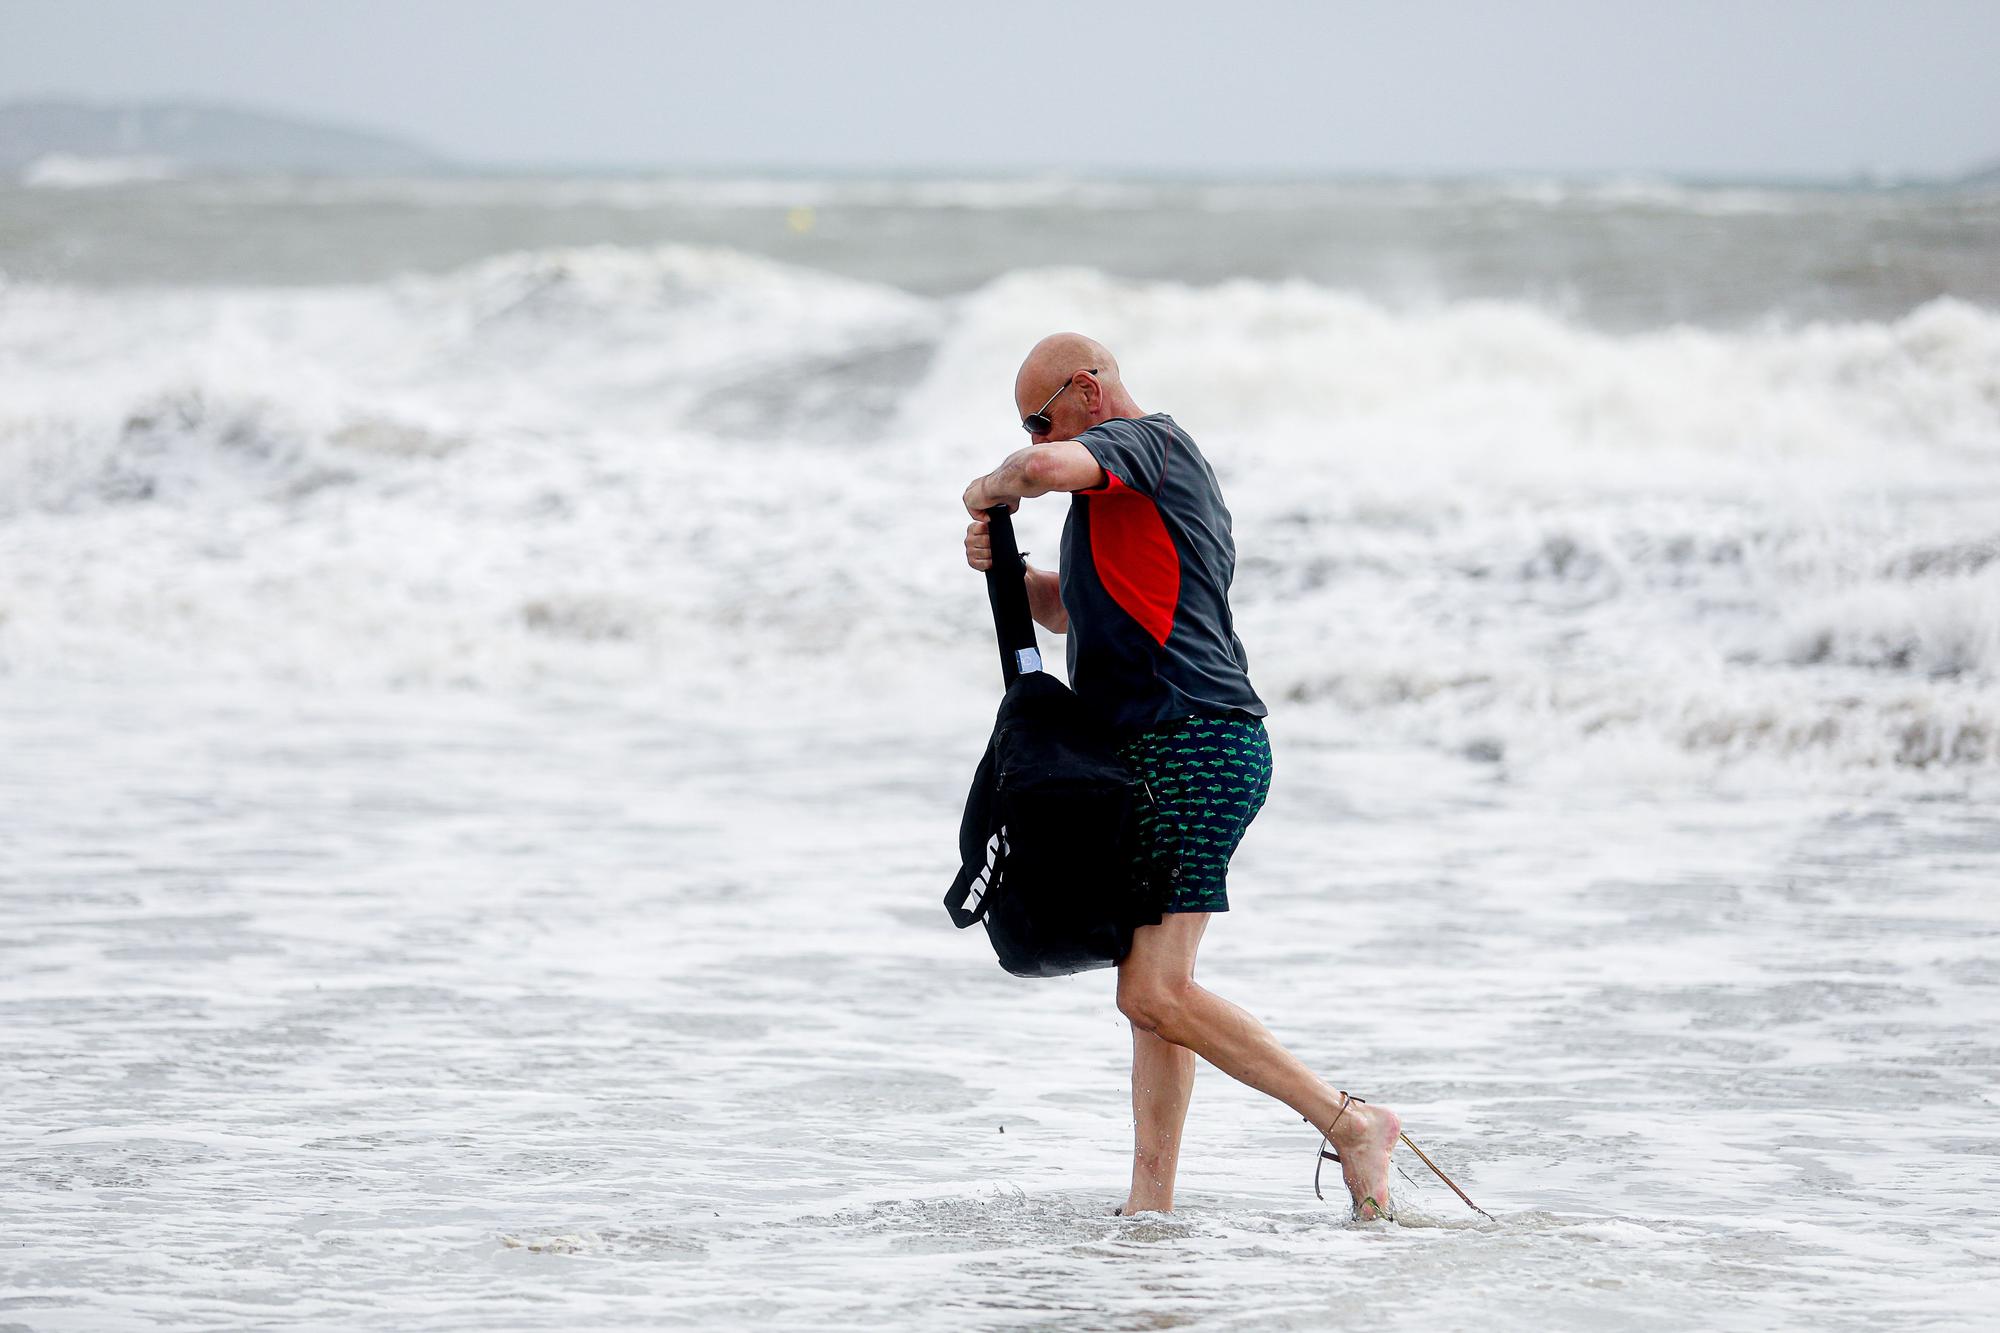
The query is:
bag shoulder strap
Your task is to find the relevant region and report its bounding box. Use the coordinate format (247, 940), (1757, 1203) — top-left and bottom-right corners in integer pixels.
(982, 507), (1040, 687)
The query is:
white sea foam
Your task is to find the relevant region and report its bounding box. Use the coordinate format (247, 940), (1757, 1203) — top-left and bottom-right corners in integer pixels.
(1, 248), (1995, 777)
(18, 152), (181, 188)
(5, 682), (1997, 1330)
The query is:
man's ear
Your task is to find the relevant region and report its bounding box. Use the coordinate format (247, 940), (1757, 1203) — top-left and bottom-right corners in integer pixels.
(1077, 373), (1103, 412)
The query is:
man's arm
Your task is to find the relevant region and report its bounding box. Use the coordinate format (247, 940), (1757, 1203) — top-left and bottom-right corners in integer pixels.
(961, 441), (1099, 633)
(963, 520), (1071, 633)
(961, 441), (1105, 516)
(1025, 563), (1068, 634)
(960, 516), (1072, 632)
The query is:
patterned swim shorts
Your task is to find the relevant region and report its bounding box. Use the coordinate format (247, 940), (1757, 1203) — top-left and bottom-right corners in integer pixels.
(1118, 714), (1273, 914)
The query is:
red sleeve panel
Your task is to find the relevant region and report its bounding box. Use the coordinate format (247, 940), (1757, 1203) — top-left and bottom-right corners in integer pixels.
(1088, 472), (1180, 647)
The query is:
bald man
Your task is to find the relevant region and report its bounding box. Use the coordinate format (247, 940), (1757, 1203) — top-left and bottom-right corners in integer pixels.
(960, 334), (1401, 1220)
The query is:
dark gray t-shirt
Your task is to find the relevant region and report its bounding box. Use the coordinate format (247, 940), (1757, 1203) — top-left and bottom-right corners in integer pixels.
(1059, 414), (1267, 735)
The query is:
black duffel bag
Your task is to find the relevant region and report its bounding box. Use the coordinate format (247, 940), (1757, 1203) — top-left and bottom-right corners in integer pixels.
(942, 508), (1164, 977)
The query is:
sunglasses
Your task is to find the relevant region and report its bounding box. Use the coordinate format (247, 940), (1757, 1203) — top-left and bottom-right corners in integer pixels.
(1021, 368), (1099, 434)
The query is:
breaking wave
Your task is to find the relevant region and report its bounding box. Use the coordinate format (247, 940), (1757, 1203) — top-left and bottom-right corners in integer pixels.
(2, 246), (1996, 778)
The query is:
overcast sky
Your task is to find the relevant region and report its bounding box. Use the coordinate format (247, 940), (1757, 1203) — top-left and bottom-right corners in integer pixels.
(4, 0), (1996, 177)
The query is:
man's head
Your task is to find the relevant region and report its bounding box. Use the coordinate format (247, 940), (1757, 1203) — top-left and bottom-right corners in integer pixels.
(1014, 333), (1138, 444)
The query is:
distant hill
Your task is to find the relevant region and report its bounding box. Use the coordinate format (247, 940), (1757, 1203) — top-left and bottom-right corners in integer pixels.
(0, 100), (448, 177)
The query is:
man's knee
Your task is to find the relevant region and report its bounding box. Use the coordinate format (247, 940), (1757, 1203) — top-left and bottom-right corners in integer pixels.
(1118, 975), (1195, 1038)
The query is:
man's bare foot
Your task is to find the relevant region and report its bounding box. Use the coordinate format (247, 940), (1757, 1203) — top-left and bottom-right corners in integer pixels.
(1324, 1098), (1400, 1220)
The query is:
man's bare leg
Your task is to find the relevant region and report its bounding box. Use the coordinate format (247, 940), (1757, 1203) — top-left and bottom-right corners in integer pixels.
(1114, 912), (1400, 1218)
(1122, 1025), (1196, 1214)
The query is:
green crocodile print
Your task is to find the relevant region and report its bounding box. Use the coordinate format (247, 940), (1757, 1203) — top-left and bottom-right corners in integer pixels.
(1118, 715), (1272, 914)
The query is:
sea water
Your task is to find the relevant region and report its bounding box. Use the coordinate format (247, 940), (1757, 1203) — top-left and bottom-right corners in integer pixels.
(2, 175), (1998, 1330)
